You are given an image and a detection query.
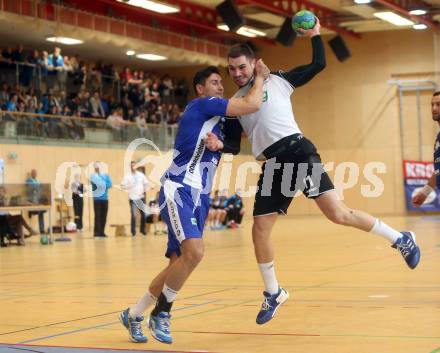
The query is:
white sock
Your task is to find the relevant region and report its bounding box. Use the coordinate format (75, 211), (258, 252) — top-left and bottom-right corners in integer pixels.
(258, 261), (279, 295)
(370, 219), (402, 244)
(129, 291), (157, 318)
(162, 284), (178, 303)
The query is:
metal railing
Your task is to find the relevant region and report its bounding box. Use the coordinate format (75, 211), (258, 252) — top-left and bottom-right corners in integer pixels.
(0, 62), (121, 100)
(0, 111), (178, 150)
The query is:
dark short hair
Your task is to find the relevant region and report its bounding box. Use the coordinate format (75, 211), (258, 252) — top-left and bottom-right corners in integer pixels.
(433, 91), (440, 97)
(193, 66), (220, 94)
(228, 43), (255, 60)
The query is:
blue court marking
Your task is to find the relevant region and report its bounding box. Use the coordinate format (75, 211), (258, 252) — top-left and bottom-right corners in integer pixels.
(0, 343), (207, 353)
(17, 299), (219, 344)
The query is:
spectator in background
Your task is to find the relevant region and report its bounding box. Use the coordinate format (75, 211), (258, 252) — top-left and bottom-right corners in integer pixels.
(79, 91), (92, 117)
(120, 66), (132, 83)
(89, 62), (102, 92)
(37, 50), (49, 92)
(23, 49), (38, 88)
(5, 93), (17, 112)
(58, 90), (67, 108)
(90, 161), (112, 237)
(26, 169), (46, 234)
(0, 211), (39, 246)
(107, 107), (127, 140)
(121, 161), (149, 236)
(168, 104), (181, 125)
(146, 192), (167, 235)
(0, 82), (9, 107)
(129, 85), (144, 111)
(25, 96), (36, 113)
(12, 44), (26, 86)
(107, 95), (119, 114)
(24, 87), (38, 108)
(225, 190), (245, 228)
(35, 102), (46, 137)
(121, 93), (132, 119)
(1, 47), (13, 65)
(160, 75), (174, 105)
(60, 105), (78, 139)
(48, 47), (65, 91)
(71, 110), (85, 139)
(90, 91), (105, 118)
(208, 190), (227, 230)
(126, 108), (136, 122)
(135, 111), (148, 138)
(175, 78), (189, 108)
(150, 81), (160, 103)
(71, 173), (85, 232)
(11, 44), (25, 63)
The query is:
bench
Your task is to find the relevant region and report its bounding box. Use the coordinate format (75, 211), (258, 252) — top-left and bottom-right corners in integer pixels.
(110, 224), (129, 237)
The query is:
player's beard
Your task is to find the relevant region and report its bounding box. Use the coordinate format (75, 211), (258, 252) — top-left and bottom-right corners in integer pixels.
(433, 114), (440, 122)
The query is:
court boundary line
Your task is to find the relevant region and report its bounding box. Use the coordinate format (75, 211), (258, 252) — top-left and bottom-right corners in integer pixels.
(0, 342), (219, 353)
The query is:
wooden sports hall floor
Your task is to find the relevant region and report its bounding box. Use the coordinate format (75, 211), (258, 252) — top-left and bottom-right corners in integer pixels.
(0, 215), (439, 353)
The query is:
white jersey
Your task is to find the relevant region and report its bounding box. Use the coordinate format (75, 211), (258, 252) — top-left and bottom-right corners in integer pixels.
(235, 73), (301, 160)
(121, 171), (149, 200)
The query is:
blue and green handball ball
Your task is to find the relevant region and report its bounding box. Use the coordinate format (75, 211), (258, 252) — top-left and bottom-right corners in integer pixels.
(292, 10), (316, 32)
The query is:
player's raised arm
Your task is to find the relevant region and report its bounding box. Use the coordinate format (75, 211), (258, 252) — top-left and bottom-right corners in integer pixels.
(226, 59), (269, 116)
(275, 18), (326, 88)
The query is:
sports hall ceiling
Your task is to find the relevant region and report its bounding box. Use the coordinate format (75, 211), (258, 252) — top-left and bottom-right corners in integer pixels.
(60, 0), (440, 42)
(189, 0), (440, 37)
(1, 0), (439, 68)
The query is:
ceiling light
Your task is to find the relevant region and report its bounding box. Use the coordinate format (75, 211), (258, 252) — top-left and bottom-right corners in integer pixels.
(126, 50), (136, 56)
(217, 24), (266, 38)
(116, 0), (179, 14)
(354, 0), (371, 4)
(46, 36), (83, 45)
(136, 53), (167, 61)
(409, 9), (427, 16)
(374, 12), (414, 26)
(240, 27), (267, 37)
(413, 23), (428, 30)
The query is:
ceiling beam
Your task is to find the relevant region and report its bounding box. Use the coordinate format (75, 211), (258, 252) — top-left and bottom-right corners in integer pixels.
(374, 0), (440, 30)
(237, 0), (361, 38)
(63, 0), (275, 45)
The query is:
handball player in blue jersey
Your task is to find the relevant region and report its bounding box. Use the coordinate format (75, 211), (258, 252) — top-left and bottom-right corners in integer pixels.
(119, 61), (270, 344)
(412, 91), (440, 206)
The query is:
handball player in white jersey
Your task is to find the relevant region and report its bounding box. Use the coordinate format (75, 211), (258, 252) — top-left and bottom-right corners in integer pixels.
(206, 17), (421, 325)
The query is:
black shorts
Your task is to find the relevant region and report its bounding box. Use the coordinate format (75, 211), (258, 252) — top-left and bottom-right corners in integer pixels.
(253, 135), (334, 217)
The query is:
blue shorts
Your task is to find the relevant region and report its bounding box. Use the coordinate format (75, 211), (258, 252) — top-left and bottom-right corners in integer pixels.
(159, 181), (210, 258)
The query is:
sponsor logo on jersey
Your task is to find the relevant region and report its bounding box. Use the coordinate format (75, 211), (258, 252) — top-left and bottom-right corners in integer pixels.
(168, 200), (181, 237)
(191, 218), (197, 225)
(188, 140), (205, 174)
(263, 91), (268, 102)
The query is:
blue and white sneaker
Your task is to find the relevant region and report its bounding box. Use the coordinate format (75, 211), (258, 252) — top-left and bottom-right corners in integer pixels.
(256, 287), (289, 325)
(118, 308), (147, 343)
(149, 311), (172, 344)
(392, 232), (420, 269)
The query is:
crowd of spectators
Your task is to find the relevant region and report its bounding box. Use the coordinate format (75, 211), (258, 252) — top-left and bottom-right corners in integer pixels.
(0, 44), (190, 140)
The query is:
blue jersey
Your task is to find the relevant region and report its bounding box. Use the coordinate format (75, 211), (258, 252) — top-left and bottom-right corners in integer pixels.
(434, 132), (440, 188)
(164, 96), (228, 192)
